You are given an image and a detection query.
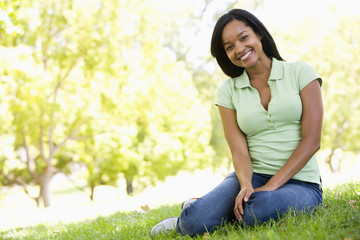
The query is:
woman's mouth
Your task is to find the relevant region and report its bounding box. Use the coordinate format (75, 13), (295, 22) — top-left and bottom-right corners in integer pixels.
(240, 50), (252, 60)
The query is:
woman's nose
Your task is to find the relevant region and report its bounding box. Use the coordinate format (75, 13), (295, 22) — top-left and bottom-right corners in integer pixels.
(235, 41), (245, 54)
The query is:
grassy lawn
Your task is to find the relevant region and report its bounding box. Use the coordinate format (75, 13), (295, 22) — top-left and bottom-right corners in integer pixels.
(1, 181), (359, 240)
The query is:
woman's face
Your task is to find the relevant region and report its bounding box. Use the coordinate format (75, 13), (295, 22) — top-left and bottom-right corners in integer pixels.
(222, 19), (265, 70)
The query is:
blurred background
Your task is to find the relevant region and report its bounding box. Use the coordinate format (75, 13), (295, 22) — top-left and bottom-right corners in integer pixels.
(0, 0), (359, 230)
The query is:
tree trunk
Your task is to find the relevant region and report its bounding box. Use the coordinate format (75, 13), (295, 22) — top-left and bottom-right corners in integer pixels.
(90, 183), (95, 201)
(326, 126), (344, 173)
(326, 148), (340, 173)
(38, 165), (53, 207)
(34, 197), (41, 208)
(126, 178), (133, 195)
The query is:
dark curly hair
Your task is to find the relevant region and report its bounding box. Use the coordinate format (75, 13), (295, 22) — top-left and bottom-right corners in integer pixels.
(210, 9), (284, 78)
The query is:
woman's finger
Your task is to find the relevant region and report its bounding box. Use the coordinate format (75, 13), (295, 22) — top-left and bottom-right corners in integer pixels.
(244, 189), (253, 202)
(234, 192), (245, 221)
(234, 200), (243, 221)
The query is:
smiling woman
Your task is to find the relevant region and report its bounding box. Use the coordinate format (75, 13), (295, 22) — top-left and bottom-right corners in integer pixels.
(150, 8), (324, 237)
(210, 9), (283, 78)
(222, 20), (266, 70)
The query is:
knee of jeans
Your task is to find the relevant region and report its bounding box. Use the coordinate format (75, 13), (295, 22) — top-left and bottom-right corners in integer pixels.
(242, 206), (257, 226)
(242, 192), (273, 226)
(178, 212), (206, 236)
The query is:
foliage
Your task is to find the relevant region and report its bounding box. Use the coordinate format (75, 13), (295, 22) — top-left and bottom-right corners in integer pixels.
(0, 181), (359, 239)
(313, 13), (360, 170)
(0, 0), (213, 206)
(1, 0), (359, 207)
(275, 10), (360, 172)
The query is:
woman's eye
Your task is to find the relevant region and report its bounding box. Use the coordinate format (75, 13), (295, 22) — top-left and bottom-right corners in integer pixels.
(241, 35), (248, 41)
(226, 45), (233, 51)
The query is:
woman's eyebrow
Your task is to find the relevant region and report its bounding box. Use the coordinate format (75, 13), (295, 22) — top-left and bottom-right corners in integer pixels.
(223, 31), (247, 46)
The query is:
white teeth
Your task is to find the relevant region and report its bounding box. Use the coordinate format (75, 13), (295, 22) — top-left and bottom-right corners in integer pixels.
(240, 51), (251, 60)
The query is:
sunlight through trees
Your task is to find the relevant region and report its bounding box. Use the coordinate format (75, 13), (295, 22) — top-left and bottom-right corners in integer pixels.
(0, 0), (359, 207)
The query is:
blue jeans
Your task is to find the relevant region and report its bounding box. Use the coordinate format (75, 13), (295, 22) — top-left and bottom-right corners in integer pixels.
(177, 172), (322, 236)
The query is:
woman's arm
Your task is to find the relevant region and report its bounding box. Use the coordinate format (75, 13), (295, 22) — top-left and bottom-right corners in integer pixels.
(217, 106), (253, 221)
(256, 79), (323, 192)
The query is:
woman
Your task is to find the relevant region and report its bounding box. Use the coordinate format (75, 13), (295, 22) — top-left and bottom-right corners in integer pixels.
(150, 9), (323, 237)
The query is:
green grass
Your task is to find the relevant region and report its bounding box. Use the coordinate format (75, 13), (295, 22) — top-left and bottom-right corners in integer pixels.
(1, 181), (359, 240)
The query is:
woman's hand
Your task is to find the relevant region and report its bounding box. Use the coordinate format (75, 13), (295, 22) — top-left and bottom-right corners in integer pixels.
(254, 184), (276, 192)
(234, 185), (254, 221)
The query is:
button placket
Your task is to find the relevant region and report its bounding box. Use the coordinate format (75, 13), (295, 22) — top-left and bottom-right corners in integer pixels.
(267, 80), (276, 128)
(267, 80), (275, 128)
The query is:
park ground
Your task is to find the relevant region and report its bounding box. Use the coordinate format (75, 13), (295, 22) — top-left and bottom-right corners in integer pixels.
(0, 153), (359, 232)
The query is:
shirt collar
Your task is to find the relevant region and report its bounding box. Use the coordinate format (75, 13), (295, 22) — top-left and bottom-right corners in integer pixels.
(235, 58), (284, 88)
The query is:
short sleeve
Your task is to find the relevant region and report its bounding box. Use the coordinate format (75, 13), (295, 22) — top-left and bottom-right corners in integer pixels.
(215, 79), (235, 109)
(297, 61), (322, 91)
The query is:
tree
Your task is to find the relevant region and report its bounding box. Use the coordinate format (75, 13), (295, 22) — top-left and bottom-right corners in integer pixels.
(314, 14), (360, 172)
(183, 0), (265, 172)
(277, 11), (360, 172)
(72, 0), (215, 196)
(0, 0), (22, 43)
(0, 0), (124, 207)
(0, 0), (215, 206)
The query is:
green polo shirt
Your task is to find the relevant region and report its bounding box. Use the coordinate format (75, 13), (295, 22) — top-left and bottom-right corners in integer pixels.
(215, 58), (322, 185)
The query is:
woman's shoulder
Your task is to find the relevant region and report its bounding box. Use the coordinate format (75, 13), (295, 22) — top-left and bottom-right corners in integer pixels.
(282, 59), (316, 73)
(282, 59), (322, 89)
(215, 77), (238, 109)
(217, 77), (237, 91)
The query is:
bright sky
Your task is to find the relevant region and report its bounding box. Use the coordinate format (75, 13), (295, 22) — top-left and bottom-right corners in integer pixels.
(185, 0), (360, 68)
(258, 0), (359, 25)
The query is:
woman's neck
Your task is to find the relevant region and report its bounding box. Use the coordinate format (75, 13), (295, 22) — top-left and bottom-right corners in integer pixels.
(246, 56), (272, 81)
